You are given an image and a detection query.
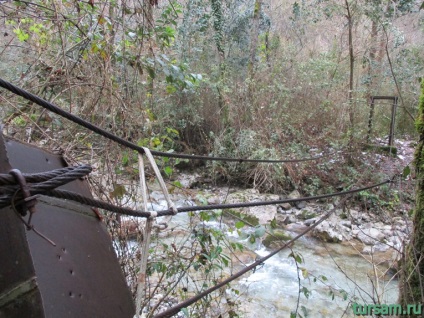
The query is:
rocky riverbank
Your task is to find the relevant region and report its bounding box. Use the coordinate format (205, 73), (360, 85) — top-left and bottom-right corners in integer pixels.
(199, 186), (410, 272)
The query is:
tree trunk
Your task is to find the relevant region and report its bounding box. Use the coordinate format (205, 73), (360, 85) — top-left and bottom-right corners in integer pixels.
(365, 19), (378, 142)
(246, 0), (262, 123)
(399, 79), (424, 308)
(145, 0), (155, 112)
(345, 0), (354, 133)
(210, 0), (229, 127)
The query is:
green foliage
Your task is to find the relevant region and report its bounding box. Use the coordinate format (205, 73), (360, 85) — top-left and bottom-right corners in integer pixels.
(155, 2), (182, 48)
(210, 0), (224, 54)
(1, 0), (420, 316)
(415, 80), (424, 134)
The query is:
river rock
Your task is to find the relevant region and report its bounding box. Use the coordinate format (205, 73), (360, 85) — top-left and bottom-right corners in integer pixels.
(175, 172), (201, 188)
(150, 190), (165, 201)
(348, 209), (360, 221)
(288, 190), (301, 200)
(295, 201), (307, 209)
(386, 235), (404, 250)
(392, 216), (405, 225)
(340, 220), (352, 228)
(362, 243), (390, 254)
(207, 195), (221, 205)
(284, 214), (297, 224)
(356, 228), (385, 245)
(279, 203), (292, 211)
(296, 208), (317, 220)
(313, 220), (343, 243)
(227, 190), (279, 225)
(304, 217), (318, 226)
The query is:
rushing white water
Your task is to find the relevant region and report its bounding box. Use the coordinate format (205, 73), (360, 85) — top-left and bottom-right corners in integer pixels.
(119, 191), (399, 317)
(233, 235), (398, 318)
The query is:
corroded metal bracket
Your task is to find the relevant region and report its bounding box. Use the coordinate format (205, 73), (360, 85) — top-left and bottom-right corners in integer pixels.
(0, 133), (135, 318)
(366, 96), (398, 147)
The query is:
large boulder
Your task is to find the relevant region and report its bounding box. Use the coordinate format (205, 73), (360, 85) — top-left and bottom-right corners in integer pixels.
(355, 228), (385, 245)
(313, 220), (343, 243)
(226, 190), (279, 225)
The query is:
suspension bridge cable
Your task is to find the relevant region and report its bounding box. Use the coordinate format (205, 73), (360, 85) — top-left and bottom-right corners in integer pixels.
(1, 174), (391, 218)
(0, 78), (335, 163)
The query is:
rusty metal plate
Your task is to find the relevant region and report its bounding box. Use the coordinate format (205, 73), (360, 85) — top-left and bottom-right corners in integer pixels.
(0, 134), (135, 318)
(0, 134), (45, 318)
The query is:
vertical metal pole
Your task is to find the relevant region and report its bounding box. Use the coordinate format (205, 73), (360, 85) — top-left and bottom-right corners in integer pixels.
(388, 97), (397, 147)
(367, 97), (375, 143)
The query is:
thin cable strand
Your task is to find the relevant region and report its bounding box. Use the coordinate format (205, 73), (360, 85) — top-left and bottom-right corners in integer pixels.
(0, 78), (338, 163)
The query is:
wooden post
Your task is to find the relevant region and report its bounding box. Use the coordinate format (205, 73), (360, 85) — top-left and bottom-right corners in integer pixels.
(388, 97), (398, 147)
(367, 97), (375, 143)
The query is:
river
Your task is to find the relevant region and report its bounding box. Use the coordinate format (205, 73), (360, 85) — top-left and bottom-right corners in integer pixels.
(121, 187), (400, 317)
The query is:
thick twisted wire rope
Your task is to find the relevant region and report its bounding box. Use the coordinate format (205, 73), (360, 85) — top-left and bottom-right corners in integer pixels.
(0, 165), (92, 197)
(0, 78), (334, 163)
(0, 166), (89, 185)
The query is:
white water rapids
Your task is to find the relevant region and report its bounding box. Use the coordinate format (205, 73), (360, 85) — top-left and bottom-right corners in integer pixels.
(120, 191), (399, 317)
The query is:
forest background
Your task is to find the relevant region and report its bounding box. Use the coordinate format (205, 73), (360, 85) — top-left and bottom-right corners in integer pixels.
(0, 0), (423, 317)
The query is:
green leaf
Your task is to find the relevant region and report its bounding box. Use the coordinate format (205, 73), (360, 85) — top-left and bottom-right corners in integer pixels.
(301, 286), (311, 299)
(199, 211), (211, 221)
(235, 221), (245, 229)
(147, 67), (155, 79)
(289, 252), (303, 264)
(181, 307), (189, 317)
(14, 28), (29, 42)
(249, 235), (256, 244)
(164, 165), (173, 177)
(110, 184), (126, 199)
(402, 165), (411, 178)
(122, 153), (129, 166)
(172, 180), (183, 188)
(301, 305), (308, 316)
(166, 85), (177, 94)
(301, 267), (308, 278)
(270, 217), (277, 228)
(254, 225), (266, 238)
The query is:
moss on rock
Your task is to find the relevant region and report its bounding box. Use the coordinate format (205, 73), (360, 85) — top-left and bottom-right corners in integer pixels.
(262, 229), (292, 248)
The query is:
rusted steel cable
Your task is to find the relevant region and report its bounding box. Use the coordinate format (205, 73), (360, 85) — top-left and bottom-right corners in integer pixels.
(0, 165), (92, 209)
(0, 78), (335, 163)
(0, 166), (89, 185)
(46, 189), (153, 217)
(0, 178), (391, 218)
(0, 165), (92, 195)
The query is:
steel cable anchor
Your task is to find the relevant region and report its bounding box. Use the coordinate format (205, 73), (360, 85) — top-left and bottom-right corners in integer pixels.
(9, 169), (56, 246)
(9, 169), (37, 218)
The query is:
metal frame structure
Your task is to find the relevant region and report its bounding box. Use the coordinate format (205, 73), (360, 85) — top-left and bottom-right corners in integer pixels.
(0, 133), (135, 318)
(366, 96), (398, 147)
